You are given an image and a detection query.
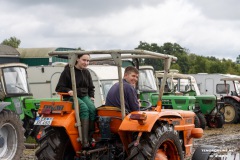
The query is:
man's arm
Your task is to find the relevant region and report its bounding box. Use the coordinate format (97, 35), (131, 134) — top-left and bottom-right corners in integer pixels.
(126, 85), (139, 112)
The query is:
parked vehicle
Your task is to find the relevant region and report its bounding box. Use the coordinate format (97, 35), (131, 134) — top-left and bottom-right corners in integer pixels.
(34, 49), (207, 160)
(218, 76), (240, 123)
(0, 63), (59, 139)
(190, 73), (240, 123)
(155, 71), (224, 129)
(0, 102), (25, 159)
(138, 67), (205, 129)
(189, 73), (238, 97)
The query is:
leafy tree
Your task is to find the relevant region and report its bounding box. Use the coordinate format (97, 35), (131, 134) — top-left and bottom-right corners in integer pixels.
(208, 60), (224, 73)
(1, 37), (21, 48)
(136, 41), (190, 72)
(135, 41), (163, 70)
(176, 54), (189, 74)
(77, 47), (84, 50)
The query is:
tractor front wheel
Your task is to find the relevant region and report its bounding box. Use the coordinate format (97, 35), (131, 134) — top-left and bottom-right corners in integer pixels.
(206, 114), (224, 128)
(0, 110), (25, 160)
(128, 122), (183, 160)
(194, 115), (200, 128)
(35, 127), (75, 160)
(196, 112), (206, 129)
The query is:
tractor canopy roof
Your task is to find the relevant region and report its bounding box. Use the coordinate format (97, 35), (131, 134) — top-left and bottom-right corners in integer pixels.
(220, 75), (240, 82)
(48, 49), (177, 119)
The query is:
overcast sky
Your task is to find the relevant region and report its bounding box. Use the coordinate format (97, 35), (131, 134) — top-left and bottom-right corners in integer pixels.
(0, 0), (240, 61)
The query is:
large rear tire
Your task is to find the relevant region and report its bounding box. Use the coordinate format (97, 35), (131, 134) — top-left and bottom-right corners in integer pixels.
(35, 127), (75, 160)
(0, 110), (25, 160)
(224, 98), (240, 123)
(127, 122), (183, 160)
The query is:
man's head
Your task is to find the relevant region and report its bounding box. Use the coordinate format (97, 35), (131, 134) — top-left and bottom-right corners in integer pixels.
(124, 66), (139, 87)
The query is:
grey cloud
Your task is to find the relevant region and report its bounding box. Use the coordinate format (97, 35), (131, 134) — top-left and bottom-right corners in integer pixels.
(3, 0), (164, 18)
(1, 0), (240, 61)
(188, 0), (240, 20)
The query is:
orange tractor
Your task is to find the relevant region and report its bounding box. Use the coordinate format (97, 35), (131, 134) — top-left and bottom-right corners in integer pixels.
(35, 50), (204, 160)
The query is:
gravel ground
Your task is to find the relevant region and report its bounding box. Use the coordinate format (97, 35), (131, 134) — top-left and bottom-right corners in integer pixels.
(194, 123), (240, 151)
(21, 149), (37, 160)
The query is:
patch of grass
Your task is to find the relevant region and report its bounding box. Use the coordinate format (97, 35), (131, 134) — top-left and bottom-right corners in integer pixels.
(25, 136), (37, 144)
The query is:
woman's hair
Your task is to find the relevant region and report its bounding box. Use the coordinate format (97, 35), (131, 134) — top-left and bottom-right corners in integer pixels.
(77, 53), (89, 59)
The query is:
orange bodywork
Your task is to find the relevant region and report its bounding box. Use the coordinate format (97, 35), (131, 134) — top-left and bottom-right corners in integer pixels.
(38, 101), (202, 158)
(38, 101), (81, 153)
(160, 109), (203, 157)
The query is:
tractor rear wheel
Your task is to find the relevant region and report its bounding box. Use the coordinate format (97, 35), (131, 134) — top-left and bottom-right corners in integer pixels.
(206, 114), (224, 128)
(224, 98), (240, 123)
(196, 112), (206, 129)
(0, 110), (25, 160)
(35, 127), (75, 160)
(128, 122), (183, 160)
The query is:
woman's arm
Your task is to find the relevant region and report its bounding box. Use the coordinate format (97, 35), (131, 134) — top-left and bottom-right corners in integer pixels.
(55, 69), (72, 93)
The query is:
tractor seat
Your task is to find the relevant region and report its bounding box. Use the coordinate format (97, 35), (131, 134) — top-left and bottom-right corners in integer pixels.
(97, 106), (122, 134)
(97, 106), (121, 111)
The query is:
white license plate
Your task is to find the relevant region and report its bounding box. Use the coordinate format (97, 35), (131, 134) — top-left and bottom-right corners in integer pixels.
(34, 117), (53, 126)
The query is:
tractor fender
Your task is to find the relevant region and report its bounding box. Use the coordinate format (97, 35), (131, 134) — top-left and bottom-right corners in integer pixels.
(192, 145), (218, 160)
(119, 111), (182, 132)
(41, 111), (80, 153)
(223, 96), (240, 102)
(50, 111), (78, 135)
(0, 102), (11, 112)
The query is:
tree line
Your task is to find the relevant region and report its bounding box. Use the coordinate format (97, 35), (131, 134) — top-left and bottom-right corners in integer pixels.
(1, 37), (240, 75)
(136, 41), (240, 75)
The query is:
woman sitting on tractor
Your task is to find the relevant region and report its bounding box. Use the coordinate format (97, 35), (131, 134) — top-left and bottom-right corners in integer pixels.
(55, 53), (96, 149)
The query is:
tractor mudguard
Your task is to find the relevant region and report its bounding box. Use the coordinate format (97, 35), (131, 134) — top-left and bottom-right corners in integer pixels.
(49, 111), (78, 135)
(119, 110), (182, 132)
(192, 145), (218, 160)
(224, 95), (240, 102)
(118, 110), (182, 156)
(0, 102), (11, 112)
(40, 110), (80, 153)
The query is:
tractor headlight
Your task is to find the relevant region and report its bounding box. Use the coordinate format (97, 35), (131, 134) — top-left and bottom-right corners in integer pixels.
(192, 105), (195, 110)
(189, 105), (195, 110)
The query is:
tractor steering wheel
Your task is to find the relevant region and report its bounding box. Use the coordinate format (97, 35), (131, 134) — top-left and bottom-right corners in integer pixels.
(140, 100), (152, 111)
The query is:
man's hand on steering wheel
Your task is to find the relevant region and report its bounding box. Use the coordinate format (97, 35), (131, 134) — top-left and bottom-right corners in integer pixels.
(139, 100), (152, 111)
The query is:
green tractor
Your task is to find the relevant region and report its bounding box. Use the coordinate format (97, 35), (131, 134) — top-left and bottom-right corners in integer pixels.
(0, 63), (59, 139)
(155, 70), (224, 129)
(138, 67), (206, 129)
